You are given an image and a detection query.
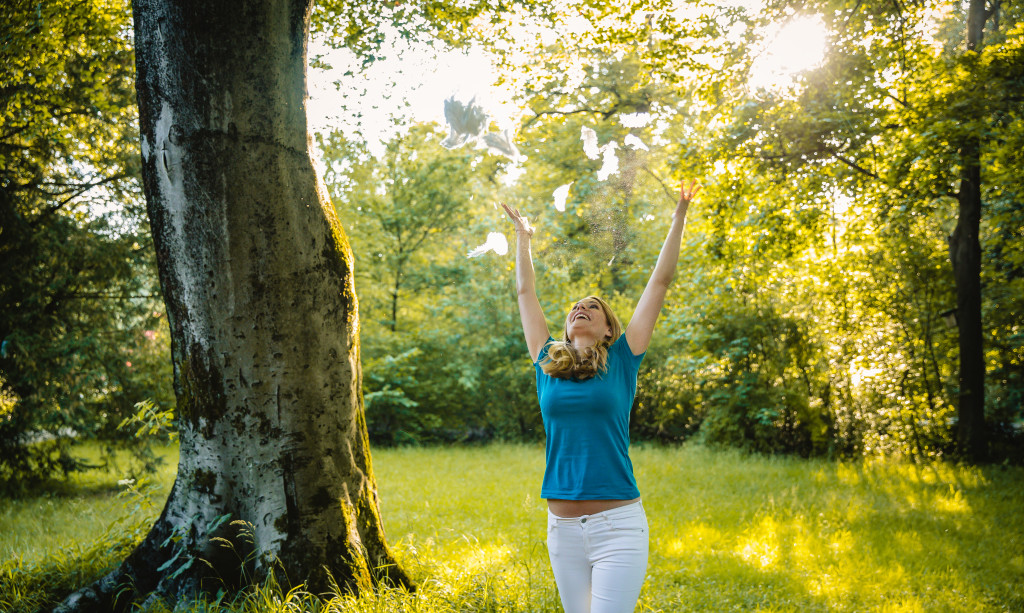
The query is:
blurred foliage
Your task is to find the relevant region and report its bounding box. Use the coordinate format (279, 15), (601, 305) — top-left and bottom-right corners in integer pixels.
(0, 0), (173, 491)
(1, 0), (1021, 473)
(681, 0), (1024, 460)
(320, 123), (541, 445)
(321, 1), (1023, 462)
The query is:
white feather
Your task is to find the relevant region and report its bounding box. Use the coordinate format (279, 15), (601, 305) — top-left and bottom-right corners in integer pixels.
(596, 145), (619, 181)
(581, 126), (601, 160)
(624, 133), (649, 151)
(552, 183), (573, 212)
(483, 130), (520, 161)
(581, 126), (621, 180)
(441, 96), (489, 150)
(467, 232), (509, 258)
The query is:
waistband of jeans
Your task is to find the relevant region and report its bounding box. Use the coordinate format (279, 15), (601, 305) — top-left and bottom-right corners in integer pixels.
(548, 499), (644, 523)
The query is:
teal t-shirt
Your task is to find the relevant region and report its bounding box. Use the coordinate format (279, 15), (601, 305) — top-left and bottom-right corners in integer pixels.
(534, 334), (645, 500)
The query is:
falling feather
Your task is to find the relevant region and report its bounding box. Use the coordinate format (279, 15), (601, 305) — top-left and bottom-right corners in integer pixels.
(552, 183), (573, 212)
(623, 134), (649, 151)
(441, 96), (488, 150)
(581, 126), (621, 180)
(467, 232), (509, 258)
(580, 126), (601, 160)
(442, 97), (521, 161)
(483, 130), (520, 161)
(596, 144), (619, 181)
(619, 112), (652, 128)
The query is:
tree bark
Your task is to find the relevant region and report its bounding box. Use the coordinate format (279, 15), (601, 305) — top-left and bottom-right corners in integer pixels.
(55, 0), (411, 609)
(952, 141), (987, 462)
(950, 0), (989, 463)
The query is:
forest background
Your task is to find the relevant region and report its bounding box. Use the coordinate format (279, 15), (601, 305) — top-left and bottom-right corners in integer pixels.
(2, 0), (1024, 494)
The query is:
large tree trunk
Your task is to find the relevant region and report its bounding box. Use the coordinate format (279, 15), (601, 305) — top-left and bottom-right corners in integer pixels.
(56, 0), (410, 609)
(950, 0), (989, 463)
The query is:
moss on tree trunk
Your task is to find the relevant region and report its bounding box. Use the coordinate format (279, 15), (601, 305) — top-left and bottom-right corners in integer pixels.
(54, 0), (411, 609)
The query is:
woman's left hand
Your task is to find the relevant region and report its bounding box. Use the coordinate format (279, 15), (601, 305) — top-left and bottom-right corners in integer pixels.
(675, 179), (701, 220)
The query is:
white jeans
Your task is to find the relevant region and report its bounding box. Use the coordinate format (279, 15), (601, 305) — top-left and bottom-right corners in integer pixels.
(546, 500), (649, 613)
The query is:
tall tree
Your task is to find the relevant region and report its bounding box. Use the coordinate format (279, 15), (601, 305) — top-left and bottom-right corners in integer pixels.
(55, 0), (552, 606)
(321, 124), (499, 332)
(685, 0), (1024, 461)
(57, 0), (408, 608)
(951, 0), (992, 462)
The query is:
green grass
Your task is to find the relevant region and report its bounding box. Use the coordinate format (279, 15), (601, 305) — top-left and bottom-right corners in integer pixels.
(0, 444), (178, 566)
(2, 443), (1022, 612)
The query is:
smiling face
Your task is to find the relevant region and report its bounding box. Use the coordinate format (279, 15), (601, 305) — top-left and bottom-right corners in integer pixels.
(564, 296), (618, 346)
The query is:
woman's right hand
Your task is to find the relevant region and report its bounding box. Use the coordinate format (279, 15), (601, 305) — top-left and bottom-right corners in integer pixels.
(501, 202), (547, 361)
(501, 202), (534, 239)
(674, 179), (701, 221)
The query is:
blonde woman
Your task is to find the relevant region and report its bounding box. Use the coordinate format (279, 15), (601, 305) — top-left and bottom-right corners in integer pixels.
(501, 179), (700, 613)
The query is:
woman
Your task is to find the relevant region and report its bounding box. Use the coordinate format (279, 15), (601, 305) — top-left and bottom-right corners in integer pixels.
(501, 179), (700, 613)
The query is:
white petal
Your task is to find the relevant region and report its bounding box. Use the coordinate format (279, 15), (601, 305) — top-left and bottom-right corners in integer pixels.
(467, 232), (508, 258)
(624, 133), (649, 151)
(620, 112), (652, 128)
(552, 183), (573, 212)
(580, 126), (600, 160)
(596, 148), (619, 181)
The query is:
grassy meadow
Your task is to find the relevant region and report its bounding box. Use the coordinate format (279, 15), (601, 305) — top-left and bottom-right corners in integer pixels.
(2, 443), (1022, 612)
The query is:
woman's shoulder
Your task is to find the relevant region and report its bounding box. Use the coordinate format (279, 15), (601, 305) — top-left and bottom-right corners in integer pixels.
(609, 333), (632, 353)
(609, 333), (645, 364)
(534, 336), (558, 364)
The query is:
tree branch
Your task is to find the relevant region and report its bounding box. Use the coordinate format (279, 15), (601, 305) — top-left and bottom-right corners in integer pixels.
(639, 166), (678, 206)
(829, 151), (882, 181)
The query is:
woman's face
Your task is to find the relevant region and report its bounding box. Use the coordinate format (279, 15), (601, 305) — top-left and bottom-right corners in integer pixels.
(566, 298), (612, 342)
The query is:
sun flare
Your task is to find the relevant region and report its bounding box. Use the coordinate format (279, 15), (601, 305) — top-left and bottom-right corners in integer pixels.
(749, 16), (828, 89)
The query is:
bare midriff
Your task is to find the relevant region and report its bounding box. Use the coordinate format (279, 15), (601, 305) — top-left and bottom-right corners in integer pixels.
(546, 497), (641, 518)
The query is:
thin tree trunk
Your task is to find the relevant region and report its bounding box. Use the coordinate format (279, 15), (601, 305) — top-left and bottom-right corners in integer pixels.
(390, 264), (401, 333)
(55, 0), (410, 609)
(949, 0), (989, 463)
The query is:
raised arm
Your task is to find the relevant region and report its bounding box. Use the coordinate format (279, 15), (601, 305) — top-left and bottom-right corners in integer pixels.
(625, 180), (701, 355)
(501, 203), (550, 361)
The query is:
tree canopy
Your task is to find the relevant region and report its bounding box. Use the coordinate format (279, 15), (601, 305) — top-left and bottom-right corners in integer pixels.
(2, 0), (1020, 492)
(318, 0), (1023, 461)
(0, 0), (1019, 608)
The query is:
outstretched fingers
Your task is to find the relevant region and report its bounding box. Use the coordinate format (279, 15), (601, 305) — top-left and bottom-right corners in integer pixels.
(679, 179), (702, 205)
(500, 202), (534, 237)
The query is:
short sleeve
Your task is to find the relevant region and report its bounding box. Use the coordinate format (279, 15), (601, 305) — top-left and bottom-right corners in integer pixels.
(534, 336), (556, 366)
(612, 333), (645, 370)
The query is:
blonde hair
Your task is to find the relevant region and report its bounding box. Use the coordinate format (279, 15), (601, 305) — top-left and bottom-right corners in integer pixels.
(540, 296), (623, 381)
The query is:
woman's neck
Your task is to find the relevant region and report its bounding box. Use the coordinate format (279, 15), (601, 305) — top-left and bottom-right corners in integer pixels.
(570, 335), (601, 351)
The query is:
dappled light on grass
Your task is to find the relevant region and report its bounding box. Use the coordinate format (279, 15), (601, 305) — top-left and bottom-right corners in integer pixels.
(452, 541), (512, 575)
(405, 536), (513, 579)
(2, 444), (1022, 612)
(662, 522), (724, 558)
(638, 446), (1022, 611)
(827, 461), (981, 517)
(737, 516), (782, 569)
